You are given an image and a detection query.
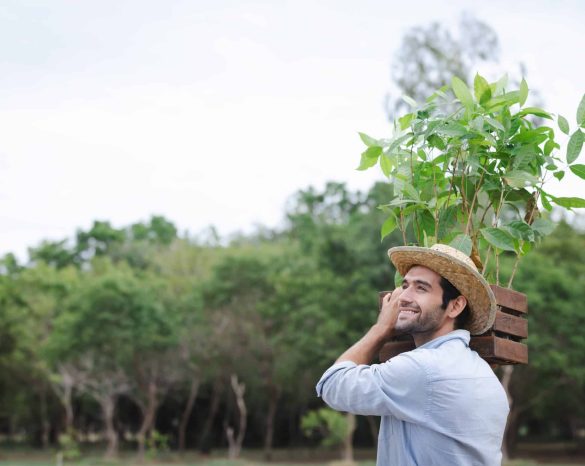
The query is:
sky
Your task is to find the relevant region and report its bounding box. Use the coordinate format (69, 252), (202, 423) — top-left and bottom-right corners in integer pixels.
(1, 0), (584, 260)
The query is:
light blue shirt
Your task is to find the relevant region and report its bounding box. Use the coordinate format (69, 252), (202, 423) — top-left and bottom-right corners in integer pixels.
(316, 330), (509, 466)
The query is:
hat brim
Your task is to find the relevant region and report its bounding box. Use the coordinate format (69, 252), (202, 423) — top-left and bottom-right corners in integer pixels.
(388, 246), (496, 335)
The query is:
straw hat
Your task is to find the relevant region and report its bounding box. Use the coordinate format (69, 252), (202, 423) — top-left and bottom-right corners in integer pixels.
(388, 244), (496, 335)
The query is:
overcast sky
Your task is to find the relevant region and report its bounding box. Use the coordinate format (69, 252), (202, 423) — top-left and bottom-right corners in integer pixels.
(1, 0), (583, 259)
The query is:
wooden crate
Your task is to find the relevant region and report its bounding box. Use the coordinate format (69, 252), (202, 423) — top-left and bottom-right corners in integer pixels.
(378, 285), (528, 365)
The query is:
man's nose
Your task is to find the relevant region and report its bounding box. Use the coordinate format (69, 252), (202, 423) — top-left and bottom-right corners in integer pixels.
(398, 286), (414, 303)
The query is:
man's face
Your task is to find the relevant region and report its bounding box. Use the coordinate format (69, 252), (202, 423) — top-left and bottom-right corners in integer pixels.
(394, 265), (449, 337)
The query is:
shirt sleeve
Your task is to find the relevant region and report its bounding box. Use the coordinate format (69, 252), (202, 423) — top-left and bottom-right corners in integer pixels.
(315, 354), (429, 422)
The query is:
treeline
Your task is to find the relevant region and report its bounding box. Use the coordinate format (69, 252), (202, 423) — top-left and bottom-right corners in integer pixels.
(0, 182), (584, 459)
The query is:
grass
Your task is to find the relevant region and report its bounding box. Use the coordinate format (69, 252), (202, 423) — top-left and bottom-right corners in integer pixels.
(1, 448), (583, 466)
(0, 459), (581, 466)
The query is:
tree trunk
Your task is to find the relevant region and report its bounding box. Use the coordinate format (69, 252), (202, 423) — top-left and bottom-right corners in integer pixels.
(39, 383), (50, 449)
(226, 374), (246, 459)
(136, 380), (159, 460)
(198, 378), (222, 452)
(505, 405), (521, 458)
(64, 396), (74, 434)
(500, 365), (515, 462)
(263, 385), (281, 461)
(102, 396), (119, 459)
(366, 416), (379, 448)
(178, 377), (200, 453)
(342, 413), (356, 463)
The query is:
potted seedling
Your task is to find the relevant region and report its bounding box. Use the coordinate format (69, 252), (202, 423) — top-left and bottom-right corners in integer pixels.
(358, 73), (585, 364)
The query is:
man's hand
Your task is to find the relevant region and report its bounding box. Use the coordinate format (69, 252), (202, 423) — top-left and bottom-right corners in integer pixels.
(375, 288), (403, 339)
(334, 287), (403, 365)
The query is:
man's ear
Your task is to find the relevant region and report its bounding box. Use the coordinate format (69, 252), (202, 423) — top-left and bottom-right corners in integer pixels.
(447, 295), (467, 319)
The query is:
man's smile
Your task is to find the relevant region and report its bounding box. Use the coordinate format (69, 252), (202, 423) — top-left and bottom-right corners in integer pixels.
(398, 308), (420, 315)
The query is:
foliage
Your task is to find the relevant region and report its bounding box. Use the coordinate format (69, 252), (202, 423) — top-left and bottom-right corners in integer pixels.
(145, 429), (170, 459)
(301, 408), (349, 448)
(387, 14), (499, 117)
(57, 431), (81, 461)
(360, 74), (584, 283)
(1, 192), (585, 455)
(500, 222), (585, 424)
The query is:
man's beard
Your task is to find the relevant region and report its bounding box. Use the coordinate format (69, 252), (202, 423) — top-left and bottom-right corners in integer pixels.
(394, 304), (447, 335)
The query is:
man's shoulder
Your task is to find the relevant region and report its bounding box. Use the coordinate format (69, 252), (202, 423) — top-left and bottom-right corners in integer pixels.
(405, 338), (496, 380)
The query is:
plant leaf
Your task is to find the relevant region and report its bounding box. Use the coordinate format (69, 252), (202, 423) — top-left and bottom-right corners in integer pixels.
(437, 205), (459, 239)
(427, 134), (446, 150)
(380, 154), (393, 177)
(567, 129), (584, 164)
(540, 192), (553, 211)
(553, 170), (565, 181)
(494, 74), (508, 96)
(544, 139), (556, 156)
(402, 95), (417, 108)
(381, 215), (397, 240)
(474, 74), (490, 104)
(479, 88), (492, 106)
(531, 218), (556, 236)
(516, 107), (553, 120)
(401, 181), (420, 201)
(558, 115), (570, 135)
(398, 113), (415, 130)
(552, 196), (585, 209)
(569, 164), (585, 180)
(417, 209), (436, 240)
(519, 78), (528, 106)
(452, 76), (474, 111)
(503, 170), (538, 188)
(449, 234), (472, 256)
(359, 132), (379, 147)
(356, 146), (382, 170)
(504, 221), (534, 242)
(485, 117), (505, 132)
(480, 227), (517, 252)
(434, 122), (468, 137)
(394, 270), (403, 287)
(577, 93), (585, 127)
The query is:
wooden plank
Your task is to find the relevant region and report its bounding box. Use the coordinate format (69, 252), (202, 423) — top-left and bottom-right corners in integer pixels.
(469, 335), (528, 364)
(490, 285), (528, 314)
(493, 310), (528, 339)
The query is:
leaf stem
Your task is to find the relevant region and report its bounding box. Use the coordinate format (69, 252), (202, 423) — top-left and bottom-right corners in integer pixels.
(506, 179), (545, 288)
(400, 209), (407, 246)
(464, 160), (486, 236)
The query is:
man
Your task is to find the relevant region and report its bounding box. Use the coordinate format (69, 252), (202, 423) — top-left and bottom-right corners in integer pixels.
(316, 244), (509, 466)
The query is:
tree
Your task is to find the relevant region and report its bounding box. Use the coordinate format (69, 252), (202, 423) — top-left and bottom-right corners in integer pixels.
(386, 13), (499, 118)
(499, 222), (585, 454)
(46, 263), (180, 458)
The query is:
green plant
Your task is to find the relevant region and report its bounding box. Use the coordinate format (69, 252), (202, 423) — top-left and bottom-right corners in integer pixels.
(145, 429), (170, 459)
(57, 430), (81, 461)
(358, 74), (584, 285)
(301, 408), (349, 448)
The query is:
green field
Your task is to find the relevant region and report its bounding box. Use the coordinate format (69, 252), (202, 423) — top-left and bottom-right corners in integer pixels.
(0, 451), (582, 466)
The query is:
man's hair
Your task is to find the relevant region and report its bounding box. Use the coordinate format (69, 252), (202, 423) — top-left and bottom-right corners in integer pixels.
(439, 276), (470, 330)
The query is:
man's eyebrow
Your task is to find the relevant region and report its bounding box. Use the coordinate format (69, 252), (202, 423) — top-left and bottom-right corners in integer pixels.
(403, 278), (433, 288)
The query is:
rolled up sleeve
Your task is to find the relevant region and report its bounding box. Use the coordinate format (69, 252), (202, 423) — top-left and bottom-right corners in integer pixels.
(316, 354), (429, 422)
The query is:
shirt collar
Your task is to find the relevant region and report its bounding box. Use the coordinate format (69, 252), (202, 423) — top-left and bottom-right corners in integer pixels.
(417, 329), (471, 350)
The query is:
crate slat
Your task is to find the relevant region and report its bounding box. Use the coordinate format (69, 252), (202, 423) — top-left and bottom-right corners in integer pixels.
(490, 285), (527, 313)
(469, 335), (528, 364)
(493, 310), (528, 339)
